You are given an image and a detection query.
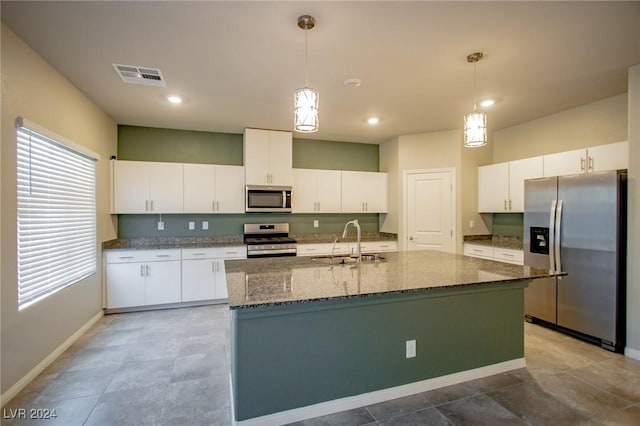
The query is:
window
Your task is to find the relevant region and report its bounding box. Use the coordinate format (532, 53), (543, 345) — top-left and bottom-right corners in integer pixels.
(16, 117), (99, 310)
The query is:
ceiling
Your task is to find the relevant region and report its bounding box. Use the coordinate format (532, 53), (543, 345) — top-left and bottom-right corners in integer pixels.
(2, 1), (640, 144)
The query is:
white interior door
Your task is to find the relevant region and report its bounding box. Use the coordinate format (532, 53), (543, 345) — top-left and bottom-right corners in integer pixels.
(406, 170), (455, 253)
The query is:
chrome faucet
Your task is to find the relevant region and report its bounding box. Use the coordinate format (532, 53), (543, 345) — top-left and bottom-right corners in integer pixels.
(341, 219), (361, 263)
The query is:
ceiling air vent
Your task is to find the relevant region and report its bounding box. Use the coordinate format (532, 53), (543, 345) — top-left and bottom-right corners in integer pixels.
(112, 63), (166, 87)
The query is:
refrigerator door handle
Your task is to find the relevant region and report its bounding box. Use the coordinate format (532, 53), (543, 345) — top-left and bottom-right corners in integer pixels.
(549, 199), (557, 272)
(554, 199), (563, 272)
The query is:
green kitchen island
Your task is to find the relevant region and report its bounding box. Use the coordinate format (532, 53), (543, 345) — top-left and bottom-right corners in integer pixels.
(225, 250), (561, 425)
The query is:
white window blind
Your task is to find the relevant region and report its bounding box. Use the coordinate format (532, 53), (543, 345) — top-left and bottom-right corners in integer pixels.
(16, 117), (99, 310)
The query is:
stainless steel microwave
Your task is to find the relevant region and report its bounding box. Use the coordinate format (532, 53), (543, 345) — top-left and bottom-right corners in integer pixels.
(245, 185), (292, 212)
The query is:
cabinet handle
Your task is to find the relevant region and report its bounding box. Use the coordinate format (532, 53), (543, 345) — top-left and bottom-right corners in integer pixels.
(362, 202), (365, 211)
(212, 261), (215, 273)
(502, 253), (514, 257)
(504, 200), (507, 210)
(509, 199), (512, 210)
(225, 251), (239, 255)
(588, 156), (594, 172)
(118, 256), (134, 260)
(140, 265), (144, 277)
(191, 252), (206, 256)
(156, 254), (171, 258)
(146, 265), (150, 276)
(580, 157), (585, 172)
(317, 201), (320, 211)
(473, 249), (483, 253)
(212, 201), (216, 212)
(145, 200), (149, 211)
(150, 200), (154, 211)
(366, 202), (368, 211)
(216, 201), (220, 211)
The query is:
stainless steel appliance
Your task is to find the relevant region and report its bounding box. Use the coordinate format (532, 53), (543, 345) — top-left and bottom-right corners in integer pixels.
(245, 185), (292, 213)
(524, 170), (626, 352)
(244, 223), (297, 258)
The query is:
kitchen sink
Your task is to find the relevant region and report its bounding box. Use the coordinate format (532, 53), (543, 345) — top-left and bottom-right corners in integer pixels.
(310, 254), (386, 265)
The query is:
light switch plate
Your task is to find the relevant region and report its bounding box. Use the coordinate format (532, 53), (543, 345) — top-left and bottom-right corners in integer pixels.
(202, 221), (209, 230)
(157, 221), (164, 231)
(406, 340), (416, 358)
(188, 221), (195, 230)
(313, 219), (319, 228)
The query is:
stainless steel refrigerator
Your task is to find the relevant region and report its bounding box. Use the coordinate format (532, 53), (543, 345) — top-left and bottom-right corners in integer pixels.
(524, 170), (626, 352)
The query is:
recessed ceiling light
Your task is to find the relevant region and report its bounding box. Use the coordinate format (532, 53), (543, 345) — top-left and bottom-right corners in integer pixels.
(344, 78), (362, 88)
(167, 95), (182, 104)
(367, 117), (380, 125)
(480, 99), (495, 107)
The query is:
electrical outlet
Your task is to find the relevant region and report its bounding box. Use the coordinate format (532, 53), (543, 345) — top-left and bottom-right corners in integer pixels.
(157, 221), (164, 231)
(406, 340), (416, 358)
(313, 219), (319, 228)
(469, 219), (475, 229)
(202, 221), (209, 230)
(188, 221), (195, 231)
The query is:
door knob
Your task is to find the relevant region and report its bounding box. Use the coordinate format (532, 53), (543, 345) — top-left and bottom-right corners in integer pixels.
(409, 236), (414, 241)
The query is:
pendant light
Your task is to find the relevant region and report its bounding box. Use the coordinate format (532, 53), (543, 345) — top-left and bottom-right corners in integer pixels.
(294, 15), (319, 133)
(464, 52), (487, 148)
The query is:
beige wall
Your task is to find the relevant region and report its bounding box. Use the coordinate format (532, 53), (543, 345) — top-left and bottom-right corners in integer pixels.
(379, 129), (491, 253)
(1, 24), (117, 397)
(627, 65), (640, 359)
(492, 94), (628, 163)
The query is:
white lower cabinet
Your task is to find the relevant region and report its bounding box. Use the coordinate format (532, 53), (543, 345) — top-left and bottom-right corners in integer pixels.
(105, 246), (247, 310)
(181, 247), (247, 302)
(463, 243), (524, 265)
(296, 240), (397, 257)
(105, 249), (182, 309)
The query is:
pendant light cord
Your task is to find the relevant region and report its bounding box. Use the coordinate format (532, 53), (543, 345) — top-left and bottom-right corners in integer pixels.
(304, 27), (309, 88)
(473, 60), (478, 113)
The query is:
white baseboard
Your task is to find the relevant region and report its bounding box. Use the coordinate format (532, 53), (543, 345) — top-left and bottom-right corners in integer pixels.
(625, 346), (640, 361)
(0, 310), (104, 407)
(232, 357), (526, 426)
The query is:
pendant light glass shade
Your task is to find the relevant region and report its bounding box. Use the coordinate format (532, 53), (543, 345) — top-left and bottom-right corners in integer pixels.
(464, 111), (487, 147)
(294, 87), (319, 133)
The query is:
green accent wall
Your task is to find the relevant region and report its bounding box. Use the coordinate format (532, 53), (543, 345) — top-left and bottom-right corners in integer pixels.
(116, 126), (383, 238)
(231, 282), (526, 420)
(118, 213), (380, 238)
(117, 125), (243, 165)
(292, 138), (379, 171)
(492, 213), (524, 237)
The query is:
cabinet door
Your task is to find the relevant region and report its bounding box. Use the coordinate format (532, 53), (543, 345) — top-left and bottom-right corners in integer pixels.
(113, 160), (149, 213)
(341, 171), (368, 212)
(587, 141), (628, 172)
(214, 260), (228, 299)
(363, 172), (388, 213)
(148, 162), (183, 213)
(184, 163), (216, 213)
(215, 165), (245, 213)
(543, 149), (585, 177)
(106, 262), (146, 308)
(267, 131), (293, 186)
(508, 156), (543, 212)
(145, 260), (181, 305)
(292, 169), (319, 213)
(244, 128), (271, 185)
(181, 259), (216, 302)
(316, 170), (342, 212)
(478, 163), (509, 212)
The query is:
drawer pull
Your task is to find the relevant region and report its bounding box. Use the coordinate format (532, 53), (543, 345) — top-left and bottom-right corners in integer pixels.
(191, 253), (206, 256)
(501, 253), (514, 257)
(118, 256), (134, 259)
(472, 249), (483, 253)
(156, 254), (171, 258)
(225, 251), (239, 254)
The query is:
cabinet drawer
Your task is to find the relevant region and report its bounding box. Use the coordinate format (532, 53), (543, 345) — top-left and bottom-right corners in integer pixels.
(493, 248), (524, 265)
(182, 246), (247, 260)
(463, 244), (494, 259)
(358, 241), (398, 253)
(105, 249), (181, 264)
(297, 243), (349, 257)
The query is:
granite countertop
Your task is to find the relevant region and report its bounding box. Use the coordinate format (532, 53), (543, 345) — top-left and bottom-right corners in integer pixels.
(102, 236), (244, 250)
(292, 232), (397, 244)
(463, 235), (523, 250)
(225, 250), (561, 309)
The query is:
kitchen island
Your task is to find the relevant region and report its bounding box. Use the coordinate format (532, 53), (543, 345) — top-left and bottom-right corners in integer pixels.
(225, 250), (561, 425)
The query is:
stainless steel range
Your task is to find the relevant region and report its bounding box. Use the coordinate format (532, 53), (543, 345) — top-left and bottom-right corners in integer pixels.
(243, 223), (297, 258)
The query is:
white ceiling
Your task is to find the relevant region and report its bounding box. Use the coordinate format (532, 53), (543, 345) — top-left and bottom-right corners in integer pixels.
(2, 1), (639, 144)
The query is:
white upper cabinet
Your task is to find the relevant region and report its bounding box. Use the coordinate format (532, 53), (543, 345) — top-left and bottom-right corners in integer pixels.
(244, 128), (293, 186)
(543, 141), (628, 177)
(112, 160), (183, 214)
(292, 168), (342, 213)
(183, 163), (244, 213)
(478, 157), (543, 213)
(341, 171), (388, 213)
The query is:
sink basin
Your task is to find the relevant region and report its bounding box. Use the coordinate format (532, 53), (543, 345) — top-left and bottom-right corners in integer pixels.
(310, 254), (386, 265)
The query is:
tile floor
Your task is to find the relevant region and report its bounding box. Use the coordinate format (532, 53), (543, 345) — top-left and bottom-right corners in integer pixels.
(2, 304), (640, 425)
